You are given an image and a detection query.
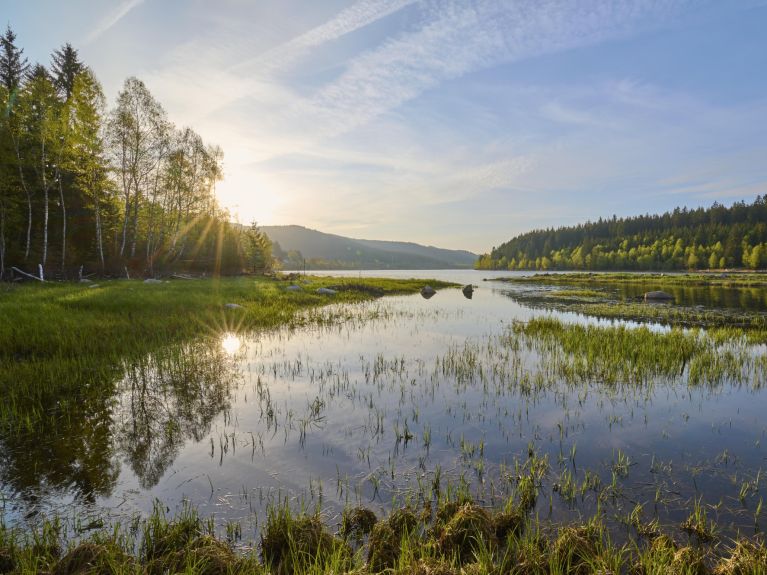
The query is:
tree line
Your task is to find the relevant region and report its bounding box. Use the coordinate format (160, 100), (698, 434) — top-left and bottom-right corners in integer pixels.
(477, 196), (767, 271)
(0, 26), (271, 280)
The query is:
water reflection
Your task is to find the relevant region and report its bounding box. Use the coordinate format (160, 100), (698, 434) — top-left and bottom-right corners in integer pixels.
(221, 333), (242, 356)
(1, 280), (765, 542)
(0, 337), (239, 517)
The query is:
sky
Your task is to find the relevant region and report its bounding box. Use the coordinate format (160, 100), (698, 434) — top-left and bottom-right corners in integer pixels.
(4, 0), (767, 252)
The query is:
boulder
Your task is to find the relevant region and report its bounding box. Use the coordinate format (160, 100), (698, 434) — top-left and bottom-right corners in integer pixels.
(462, 285), (474, 299)
(420, 285), (436, 299)
(286, 285), (302, 291)
(644, 290), (673, 302)
(316, 287), (337, 295)
(79, 278), (93, 284)
(224, 303), (243, 309)
(143, 278), (162, 284)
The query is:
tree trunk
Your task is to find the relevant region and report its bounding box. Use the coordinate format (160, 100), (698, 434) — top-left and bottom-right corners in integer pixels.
(95, 196), (105, 270)
(12, 134), (33, 260)
(58, 170), (67, 276)
(120, 189), (130, 257)
(0, 201), (5, 279)
(41, 141), (49, 268)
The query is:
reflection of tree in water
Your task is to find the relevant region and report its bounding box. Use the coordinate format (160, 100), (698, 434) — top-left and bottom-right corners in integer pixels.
(113, 339), (238, 489)
(0, 372), (121, 505)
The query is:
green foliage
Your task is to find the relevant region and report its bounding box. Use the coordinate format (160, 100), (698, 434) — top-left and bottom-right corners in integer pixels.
(0, 26), (253, 279)
(478, 197), (767, 271)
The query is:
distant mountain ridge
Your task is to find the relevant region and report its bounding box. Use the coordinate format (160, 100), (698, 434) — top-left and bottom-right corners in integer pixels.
(262, 225), (476, 269)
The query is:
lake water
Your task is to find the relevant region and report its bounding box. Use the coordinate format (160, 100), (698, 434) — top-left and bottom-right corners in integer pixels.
(1, 270), (765, 543)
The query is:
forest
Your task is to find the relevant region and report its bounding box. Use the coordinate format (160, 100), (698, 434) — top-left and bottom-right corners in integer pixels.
(0, 27), (271, 280)
(477, 196), (767, 271)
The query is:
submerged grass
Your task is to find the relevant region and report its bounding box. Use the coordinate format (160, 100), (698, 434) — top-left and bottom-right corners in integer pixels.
(1, 496), (765, 574)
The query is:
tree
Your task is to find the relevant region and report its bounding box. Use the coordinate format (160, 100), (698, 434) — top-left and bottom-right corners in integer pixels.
(108, 77), (168, 260)
(70, 69), (112, 269)
(20, 64), (59, 271)
(50, 43), (84, 100)
(0, 26), (28, 92)
(244, 221), (272, 273)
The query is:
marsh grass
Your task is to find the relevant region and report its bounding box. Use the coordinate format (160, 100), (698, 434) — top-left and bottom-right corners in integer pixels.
(498, 272), (767, 289)
(1, 496), (765, 574)
(0, 276), (453, 435)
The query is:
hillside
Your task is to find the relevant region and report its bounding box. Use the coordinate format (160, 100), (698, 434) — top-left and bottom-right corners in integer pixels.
(262, 226), (476, 269)
(478, 197), (767, 271)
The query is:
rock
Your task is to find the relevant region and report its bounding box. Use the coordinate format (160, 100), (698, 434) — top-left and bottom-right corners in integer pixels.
(286, 285), (302, 291)
(462, 285), (474, 299)
(224, 303), (243, 309)
(89, 284), (100, 289)
(79, 278), (92, 284)
(316, 287), (337, 295)
(420, 285), (436, 299)
(143, 278), (162, 284)
(644, 290), (673, 302)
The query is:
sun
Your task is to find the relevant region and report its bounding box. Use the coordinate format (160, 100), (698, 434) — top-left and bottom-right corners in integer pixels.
(221, 333), (242, 355)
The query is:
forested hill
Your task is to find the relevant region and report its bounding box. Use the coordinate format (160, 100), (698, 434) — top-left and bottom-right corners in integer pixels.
(263, 225), (477, 269)
(477, 197), (767, 271)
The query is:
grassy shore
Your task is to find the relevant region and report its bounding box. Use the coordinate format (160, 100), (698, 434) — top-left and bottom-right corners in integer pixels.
(1, 494), (765, 574)
(0, 275), (453, 435)
(495, 271), (767, 288)
(495, 272), (767, 336)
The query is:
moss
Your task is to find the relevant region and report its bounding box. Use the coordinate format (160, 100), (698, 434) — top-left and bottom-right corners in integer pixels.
(437, 503), (496, 564)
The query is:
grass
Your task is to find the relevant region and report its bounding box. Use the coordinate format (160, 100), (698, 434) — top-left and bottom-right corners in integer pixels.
(1, 496), (765, 574)
(496, 271), (767, 288)
(497, 272), (767, 334)
(0, 275), (454, 435)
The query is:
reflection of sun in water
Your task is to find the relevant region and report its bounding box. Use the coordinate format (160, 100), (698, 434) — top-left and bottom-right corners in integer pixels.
(221, 333), (241, 355)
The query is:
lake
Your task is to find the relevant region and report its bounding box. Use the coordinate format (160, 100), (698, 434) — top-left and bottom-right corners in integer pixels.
(1, 270), (765, 544)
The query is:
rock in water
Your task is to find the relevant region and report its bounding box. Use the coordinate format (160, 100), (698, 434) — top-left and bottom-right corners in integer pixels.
(143, 278), (162, 284)
(421, 285), (436, 299)
(644, 290), (673, 302)
(462, 285), (474, 299)
(316, 287), (337, 295)
(224, 303), (244, 309)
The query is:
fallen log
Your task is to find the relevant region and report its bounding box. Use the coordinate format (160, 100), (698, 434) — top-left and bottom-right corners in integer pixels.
(12, 266), (45, 282)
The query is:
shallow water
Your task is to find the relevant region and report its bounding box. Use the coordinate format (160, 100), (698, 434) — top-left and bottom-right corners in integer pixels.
(1, 271), (766, 542)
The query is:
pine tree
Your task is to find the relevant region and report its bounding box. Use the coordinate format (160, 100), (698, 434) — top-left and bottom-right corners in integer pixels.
(50, 43), (84, 100)
(0, 25), (28, 92)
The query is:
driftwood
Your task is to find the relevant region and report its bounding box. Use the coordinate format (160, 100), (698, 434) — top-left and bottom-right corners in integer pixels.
(12, 266), (45, 282)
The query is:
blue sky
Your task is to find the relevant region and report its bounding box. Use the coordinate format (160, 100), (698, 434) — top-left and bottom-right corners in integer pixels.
(6, 0), (767, 252)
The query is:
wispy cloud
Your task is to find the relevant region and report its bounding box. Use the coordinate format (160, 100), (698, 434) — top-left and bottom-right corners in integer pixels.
(234, 0), (419, 74)
(85, 0), (145, 45)
(296, 0), (687, 137)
